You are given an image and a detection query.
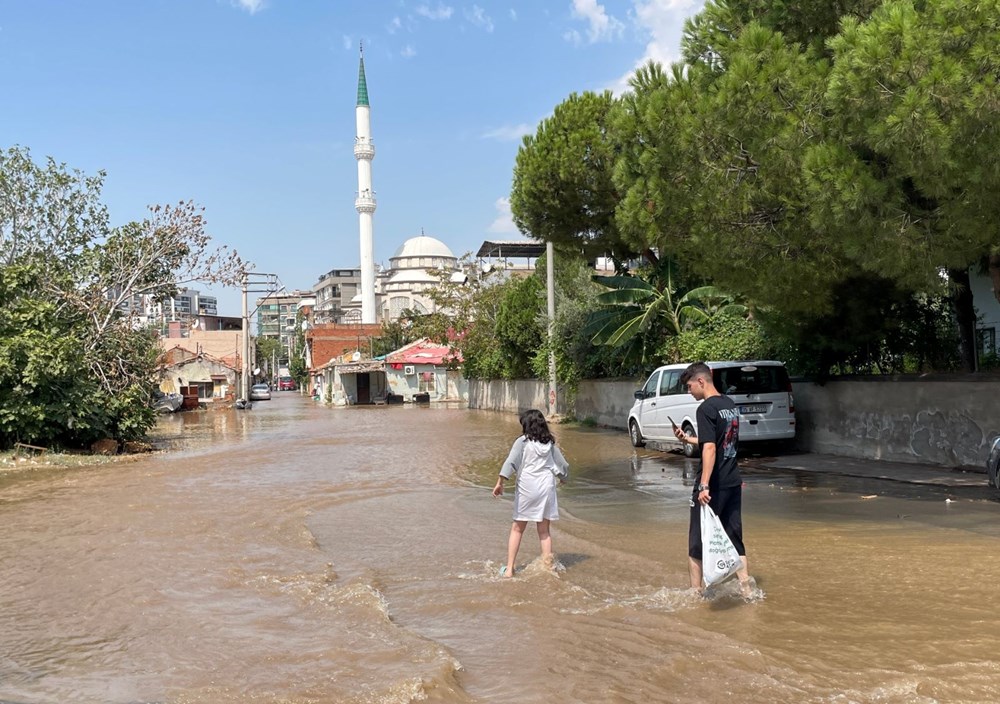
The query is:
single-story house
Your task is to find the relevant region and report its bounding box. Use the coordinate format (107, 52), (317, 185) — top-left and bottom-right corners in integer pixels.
(158, 346), (239, 402)
(314, 354), (388, 405)
(384, 338), (467, 403)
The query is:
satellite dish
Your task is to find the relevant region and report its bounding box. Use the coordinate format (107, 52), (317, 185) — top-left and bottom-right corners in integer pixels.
(301, 320), (309, 331)
(253, 367), (260, 375)
(351, 351), (361, 362)
(191, 319), (199, 329)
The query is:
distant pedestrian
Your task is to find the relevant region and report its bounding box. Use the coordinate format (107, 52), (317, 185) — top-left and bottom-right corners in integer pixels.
(674, 362), (752, 595)
(492, 409), (569, 577)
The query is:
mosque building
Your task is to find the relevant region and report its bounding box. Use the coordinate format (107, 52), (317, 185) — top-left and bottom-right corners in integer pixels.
(380, 234), (463, 320)
(338, 45), (462, 325)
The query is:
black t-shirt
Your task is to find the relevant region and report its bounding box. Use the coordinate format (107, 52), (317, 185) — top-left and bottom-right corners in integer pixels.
(696, 395), (741, 489)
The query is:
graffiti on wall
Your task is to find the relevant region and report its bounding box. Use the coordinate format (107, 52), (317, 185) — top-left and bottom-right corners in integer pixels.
(835, 408), (986, 467)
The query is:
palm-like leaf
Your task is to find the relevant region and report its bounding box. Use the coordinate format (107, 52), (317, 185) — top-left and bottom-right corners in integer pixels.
(586, 270), (750, 348)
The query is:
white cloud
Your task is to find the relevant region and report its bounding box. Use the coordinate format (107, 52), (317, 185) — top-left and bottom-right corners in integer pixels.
(415, 3), (454, 20)
(488, 197), (518, 234)
(387, 16), (402, 34)
(401, 44), (417, 58)
(465, 5), (494, 32)
(563, 28), (582, 45)
(510, 8), (517, 20)
(231, 0), (265, 14)
(609, 0), (704, 93)
(482, 123), (534, 141)
(342, 34), (353, 50)
(568, 0), (624, 43)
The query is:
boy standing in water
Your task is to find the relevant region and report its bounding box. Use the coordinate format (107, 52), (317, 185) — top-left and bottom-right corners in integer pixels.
(493, 409), (569, 577)
(674, 362), (752, 594)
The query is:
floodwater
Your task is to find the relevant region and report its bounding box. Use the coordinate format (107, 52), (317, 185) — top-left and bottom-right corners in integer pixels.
(2, 397), (1000, 704)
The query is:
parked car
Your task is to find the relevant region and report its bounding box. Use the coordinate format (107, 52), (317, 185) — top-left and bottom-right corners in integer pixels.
(277, 376), (296, 391)
(627, 361), (796, 456)
(987, 436), (1000, 488)
(250, 383), (271, 401)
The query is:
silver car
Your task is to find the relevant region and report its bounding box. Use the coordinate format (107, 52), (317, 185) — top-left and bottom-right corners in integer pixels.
(250, 383), (271, 401)
(987, 436), (1000, 488)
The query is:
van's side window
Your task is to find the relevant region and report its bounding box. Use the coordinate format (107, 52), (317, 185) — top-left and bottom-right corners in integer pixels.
(642, 371), (660, 397)
(660, 370), (684, 395)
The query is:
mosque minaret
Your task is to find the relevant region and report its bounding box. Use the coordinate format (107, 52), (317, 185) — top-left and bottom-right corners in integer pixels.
(354, 44), (377, 324)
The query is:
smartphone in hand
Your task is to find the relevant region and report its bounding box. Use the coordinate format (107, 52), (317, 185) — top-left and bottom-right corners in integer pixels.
(668, 416), (679, 432)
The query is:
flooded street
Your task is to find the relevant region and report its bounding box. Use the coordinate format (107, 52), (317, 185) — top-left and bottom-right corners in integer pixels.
(2, 396), (1000, 703)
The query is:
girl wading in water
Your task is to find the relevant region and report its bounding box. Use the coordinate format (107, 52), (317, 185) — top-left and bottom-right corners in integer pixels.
(492, 409), (569, 577)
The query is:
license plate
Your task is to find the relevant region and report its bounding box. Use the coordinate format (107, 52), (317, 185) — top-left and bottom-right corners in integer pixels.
(739, 404), (768, 414)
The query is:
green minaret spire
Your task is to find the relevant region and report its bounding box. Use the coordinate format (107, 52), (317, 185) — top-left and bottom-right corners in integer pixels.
(357, 43), (369, 107)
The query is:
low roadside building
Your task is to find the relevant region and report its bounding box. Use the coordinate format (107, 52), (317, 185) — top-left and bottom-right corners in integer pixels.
(385, 338), (467, 403)
(158, 346), (239, 403)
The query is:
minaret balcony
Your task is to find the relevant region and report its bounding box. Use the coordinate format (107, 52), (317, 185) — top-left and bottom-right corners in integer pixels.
(355, 193), (377, 213)
(354, 140), (375, 160)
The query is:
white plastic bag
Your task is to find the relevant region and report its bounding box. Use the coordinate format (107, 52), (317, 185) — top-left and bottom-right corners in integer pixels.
(700, 504), (742, 587)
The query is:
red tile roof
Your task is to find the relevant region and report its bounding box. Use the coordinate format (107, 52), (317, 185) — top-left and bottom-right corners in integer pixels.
(386, 338), (462, 366)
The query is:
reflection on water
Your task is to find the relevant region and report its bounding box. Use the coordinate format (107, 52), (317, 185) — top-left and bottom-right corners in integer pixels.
(1, 397), (999, 703)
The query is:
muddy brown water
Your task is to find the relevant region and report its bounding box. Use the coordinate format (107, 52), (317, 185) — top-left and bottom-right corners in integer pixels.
(2, 397), (999, 703)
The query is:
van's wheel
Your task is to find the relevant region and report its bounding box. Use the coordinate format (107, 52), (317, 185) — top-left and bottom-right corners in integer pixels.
(629, 420), (645, 448)
(682, 423), (700, 458)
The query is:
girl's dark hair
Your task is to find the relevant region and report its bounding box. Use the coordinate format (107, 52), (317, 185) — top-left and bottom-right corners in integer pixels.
(519, 408), (554, 444)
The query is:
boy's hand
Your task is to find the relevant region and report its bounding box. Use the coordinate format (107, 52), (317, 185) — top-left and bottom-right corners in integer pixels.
(492, 481), (504, 497)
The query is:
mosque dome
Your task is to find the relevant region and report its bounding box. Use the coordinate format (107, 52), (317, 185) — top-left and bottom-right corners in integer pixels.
(392, 235), (455, 260)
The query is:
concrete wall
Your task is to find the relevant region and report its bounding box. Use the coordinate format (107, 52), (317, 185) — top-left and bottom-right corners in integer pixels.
(574, 380), (643, 430)
(793, 378), (1000, 468)
(468, 379), (549, 414)
(468, 376), (1000, 469)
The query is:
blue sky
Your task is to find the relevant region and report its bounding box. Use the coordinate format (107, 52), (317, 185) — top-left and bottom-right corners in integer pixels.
(0, 0), (704, 315)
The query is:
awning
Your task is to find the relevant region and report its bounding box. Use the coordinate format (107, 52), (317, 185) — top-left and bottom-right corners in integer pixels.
(334, 360), (386, 374)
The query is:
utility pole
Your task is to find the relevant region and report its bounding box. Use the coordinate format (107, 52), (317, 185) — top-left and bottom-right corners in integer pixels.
(241, 273), (250, 401)
(240, 272), (281, 404)
(546, 241), (557, 417)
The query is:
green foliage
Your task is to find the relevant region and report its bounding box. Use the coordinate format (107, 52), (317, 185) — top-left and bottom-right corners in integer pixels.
(683, 0), (882, 63)
(662, 314), (778, 365)
(0, 145), (241, 448)
(582, 257), (748, 372)
(768, 275), (961, 378)
(529, 256), (637, 388)
(511, 92), (637, 260)
(255, 336), (282, 375)
(495, 275), (545, 379)
(0, 259), (157, 448)
(370, 316), (421, 358)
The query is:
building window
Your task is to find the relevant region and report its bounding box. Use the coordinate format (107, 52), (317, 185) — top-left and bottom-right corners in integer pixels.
(978, 327), (997, 357)
(419, 371), (435, 393)
(192, 381), (214, 399)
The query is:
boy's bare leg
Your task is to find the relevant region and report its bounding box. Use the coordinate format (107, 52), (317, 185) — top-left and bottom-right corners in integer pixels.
(505, 521), (527, 576)
(737, 556), (752, 596)
(536, 519), (553, 568)
(688, 556), (703, 590)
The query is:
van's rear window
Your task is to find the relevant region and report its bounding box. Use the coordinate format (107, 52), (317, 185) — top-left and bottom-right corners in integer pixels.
(713, 365), (788, 394)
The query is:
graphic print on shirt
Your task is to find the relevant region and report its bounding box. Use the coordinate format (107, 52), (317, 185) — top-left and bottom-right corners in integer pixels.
(719, 407), (740, 459)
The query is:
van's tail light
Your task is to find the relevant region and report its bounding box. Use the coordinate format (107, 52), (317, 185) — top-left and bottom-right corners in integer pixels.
(786, 379), (795, 414)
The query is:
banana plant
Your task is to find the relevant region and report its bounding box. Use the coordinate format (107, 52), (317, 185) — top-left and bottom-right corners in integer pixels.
(585, 264), (746, 348)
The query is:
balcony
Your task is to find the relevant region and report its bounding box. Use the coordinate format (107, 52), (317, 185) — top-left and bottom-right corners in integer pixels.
(355, 191), (377, 213)
(353, 139), (375, 160)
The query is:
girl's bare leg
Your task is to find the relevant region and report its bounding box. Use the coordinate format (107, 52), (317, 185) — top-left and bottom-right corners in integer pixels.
(536, 519), (553, 568)
(505, 521), (527, 576)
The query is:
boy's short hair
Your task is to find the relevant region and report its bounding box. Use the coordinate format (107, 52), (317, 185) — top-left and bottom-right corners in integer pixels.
(679, 361), (712, 386)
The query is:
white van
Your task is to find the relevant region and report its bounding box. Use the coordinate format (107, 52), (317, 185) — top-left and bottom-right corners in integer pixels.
(627, 361), (796, 457)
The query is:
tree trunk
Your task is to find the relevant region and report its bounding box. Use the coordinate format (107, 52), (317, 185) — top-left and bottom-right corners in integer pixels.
(948, 268), (977, 372)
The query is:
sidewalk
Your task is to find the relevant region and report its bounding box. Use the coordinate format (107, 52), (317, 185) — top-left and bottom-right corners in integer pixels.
(745, 452), (987, 489)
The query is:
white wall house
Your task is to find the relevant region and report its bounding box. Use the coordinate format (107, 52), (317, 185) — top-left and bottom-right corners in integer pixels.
(384, 338), (467, 403)
(972, 268), (1000, 363)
